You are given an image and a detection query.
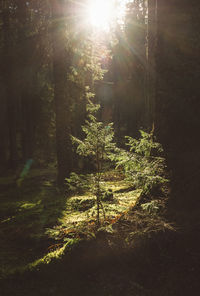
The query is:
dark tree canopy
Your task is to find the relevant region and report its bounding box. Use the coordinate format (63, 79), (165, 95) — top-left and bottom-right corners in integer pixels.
(0, 0), (200, 199)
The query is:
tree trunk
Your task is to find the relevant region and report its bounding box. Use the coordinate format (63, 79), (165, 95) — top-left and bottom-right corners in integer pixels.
(16, 0), (37, 162)
(0, 81), (9, 171)
(2, 7), (18, 170)
(146, 0), (157, 129)
(51, 0), (72, 186)
(155, 0), (200, 206)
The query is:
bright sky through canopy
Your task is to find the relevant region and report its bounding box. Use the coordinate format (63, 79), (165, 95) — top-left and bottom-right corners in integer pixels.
(86, 0), (129, 31)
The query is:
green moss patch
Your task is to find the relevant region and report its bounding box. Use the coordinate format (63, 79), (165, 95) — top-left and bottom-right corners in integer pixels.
(0, 171), (141, 278)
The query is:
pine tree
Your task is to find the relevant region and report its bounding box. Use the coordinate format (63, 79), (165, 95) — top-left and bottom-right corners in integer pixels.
(71, 97), (116, 225)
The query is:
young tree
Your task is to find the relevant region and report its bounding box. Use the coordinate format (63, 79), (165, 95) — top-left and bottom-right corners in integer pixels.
(113, 130), (167, 195)
(71, 98), (116, 225)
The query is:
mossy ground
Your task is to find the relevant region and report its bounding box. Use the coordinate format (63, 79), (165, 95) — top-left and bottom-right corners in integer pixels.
(1, 170), (199, 296)
(0, 169), (141, 278)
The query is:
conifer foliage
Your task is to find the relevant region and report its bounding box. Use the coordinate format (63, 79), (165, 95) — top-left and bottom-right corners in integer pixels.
(71, 98), (116, 225)
(113, 130), (167, 195)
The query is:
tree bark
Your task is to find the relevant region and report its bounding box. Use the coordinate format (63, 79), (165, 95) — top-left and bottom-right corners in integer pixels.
(17, 0), (35, 161)
(2, 7), (18, 170)
(146, 0), (157, 129)
(155, 0), (200, 206)
(51, 0), (72, 186)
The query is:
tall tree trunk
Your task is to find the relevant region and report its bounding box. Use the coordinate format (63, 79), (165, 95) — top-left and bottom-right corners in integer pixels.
(51, 0), (72, 186)
(155, 0), (200, 206)
(0, 81), (8, 171)
(17, 0), (36, 161)
(2, 7), (18, 170)
(146, 0), (157, 129)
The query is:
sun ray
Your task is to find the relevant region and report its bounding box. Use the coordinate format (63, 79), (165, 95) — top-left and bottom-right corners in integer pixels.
(86, 0), (129, 32)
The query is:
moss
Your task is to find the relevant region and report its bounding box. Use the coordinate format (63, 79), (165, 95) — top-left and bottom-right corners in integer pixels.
(28, 238), (80, 269)
(0, 169), (142, 278)
(69, 196), (96, 211)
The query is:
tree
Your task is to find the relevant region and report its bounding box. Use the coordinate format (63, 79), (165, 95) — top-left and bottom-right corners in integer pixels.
(112, 0), (147, 140)
(50, 0), (73, 186)
(0, 0), (56, 170)
(113, 130), (167, 195)
(72, 98), (116, 225)
(146, 0), (157, 128)
(1, 2), (18, 169)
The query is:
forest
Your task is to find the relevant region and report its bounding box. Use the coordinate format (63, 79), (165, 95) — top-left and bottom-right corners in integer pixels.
(1, 0), (200, 295)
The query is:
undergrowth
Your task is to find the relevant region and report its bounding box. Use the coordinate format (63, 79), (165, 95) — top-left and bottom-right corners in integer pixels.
(0, 129), (170, 279)
(0, 169), (142, 278)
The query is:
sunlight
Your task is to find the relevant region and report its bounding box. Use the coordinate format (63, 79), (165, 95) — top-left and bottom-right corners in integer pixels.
(88, 0), (115, 31)
(86, 0), (128, 31)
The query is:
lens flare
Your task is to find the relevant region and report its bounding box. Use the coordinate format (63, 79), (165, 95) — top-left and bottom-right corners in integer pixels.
(87, 0), (128, 31)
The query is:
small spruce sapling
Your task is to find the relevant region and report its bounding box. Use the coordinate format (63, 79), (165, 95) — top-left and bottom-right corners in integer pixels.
(71, 98), (116, 226)
(112, 130), (167, 195)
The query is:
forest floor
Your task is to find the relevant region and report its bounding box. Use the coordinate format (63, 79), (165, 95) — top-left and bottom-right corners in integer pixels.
(0, 169), (200, 296)
(0, 168), (142, 278)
